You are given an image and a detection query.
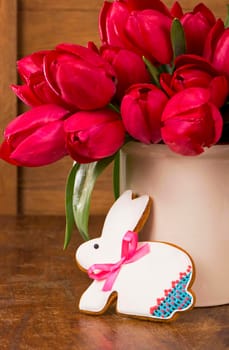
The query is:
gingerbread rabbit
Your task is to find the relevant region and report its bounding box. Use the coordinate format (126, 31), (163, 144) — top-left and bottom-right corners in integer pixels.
(76, 190), (195, 321)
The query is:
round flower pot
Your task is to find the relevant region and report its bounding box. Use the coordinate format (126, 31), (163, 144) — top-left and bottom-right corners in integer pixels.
(120, 142), (229, 307)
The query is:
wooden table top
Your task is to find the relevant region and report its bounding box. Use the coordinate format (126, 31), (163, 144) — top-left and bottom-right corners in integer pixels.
(0, 215), (228, 350)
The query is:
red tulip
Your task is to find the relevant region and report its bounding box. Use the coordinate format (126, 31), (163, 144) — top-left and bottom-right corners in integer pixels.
(180, 3), (216, 55)
(170, 1), (183, 19)
(123, 0), (170, 14)
(0, 105), (70, 166)
(170, 3), (216, 55)
(44, 44), (117, 110)
(160, 54), (228, 108)
(121, 84), (168, 143)
(12, 50), (67, 108)
(64, 109), (125, 163)
(12, 72), (65, 108)
(99, 0), (173, 64)
(17, 50), (49, 83)
(12, 44), (117, 111)
(204, 19), (229, 80)
(161, 88), (223, 156)
(101, 46), (151, 100)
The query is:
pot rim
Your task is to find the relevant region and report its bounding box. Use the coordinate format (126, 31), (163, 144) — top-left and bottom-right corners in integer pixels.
(121, 142), (229, 159)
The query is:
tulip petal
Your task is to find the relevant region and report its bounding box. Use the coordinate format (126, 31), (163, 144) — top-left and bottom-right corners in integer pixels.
(208, 103), (224, 144)
(161, 90), (223, 156)
(29, 72), (66, 107)
(44, 46), (116, 110)
(162, 87), (211, 120)
(213, 29), (229, 76)
(66, 120), (125, 163)
(175, 54), (218, 74)
(17, 51), (49, 83)
(56, 63), (116, 110)
(126, 0), (170, 15)
(102, 46), (150, 100)
(121, 95), (151, 144)
(10, 121), (67, 166)
(194, 4), (216, 26)
(0, 139), (20, 166)
(87, 120), (125, 158)
(4, 105), (70, 138)
(160, 73), (175, 96)
(64, 109), (119, 132)
(209, 76), (228, 108)
(43, 50), (63, 95)
(170, 2), (183, 19)
(64, 109), (125, 163)
(126, 10), (173, 63)
(99, 1), (130, 47)
(203, 19), (224, 61)
(162, 119), (205, 155)
(121, 83), (168, 143)
(56, 43), (113, 71)
(11, 84), (42, 107)
(99, 1), (113, 43)
(181, 12), (213, 55)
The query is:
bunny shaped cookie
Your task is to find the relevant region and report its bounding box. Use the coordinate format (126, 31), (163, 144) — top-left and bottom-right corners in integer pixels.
(76, 190), (195, 321)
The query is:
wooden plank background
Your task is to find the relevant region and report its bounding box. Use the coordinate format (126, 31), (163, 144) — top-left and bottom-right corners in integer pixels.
(0, 0), (18, 214)
(0, 0), (228, 215)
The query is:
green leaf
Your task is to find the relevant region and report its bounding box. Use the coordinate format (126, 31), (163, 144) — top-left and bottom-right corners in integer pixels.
(113, 151), (120, 200)
(72, 156), (114, 241)
(142, 56), (160, 87)
(171, 18), (186, 60)
(64, 162), (80, 250)
(225, 5), (229, 28)
(109, 103), (120, 113)
(161, 64), (174, 74)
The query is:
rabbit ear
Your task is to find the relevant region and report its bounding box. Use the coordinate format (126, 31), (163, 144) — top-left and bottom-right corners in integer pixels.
(101, 190), (152, 241)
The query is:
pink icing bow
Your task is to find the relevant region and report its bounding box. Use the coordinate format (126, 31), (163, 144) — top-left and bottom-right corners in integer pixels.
(87, 231), (150, 291)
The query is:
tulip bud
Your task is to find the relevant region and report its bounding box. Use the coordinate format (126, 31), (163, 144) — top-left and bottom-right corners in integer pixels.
(44, 43), (117, 111)
(180, 4), (216, 55)
(99, 1), (173, 64)
(11, 72), (65, 108)
(161, 88), (223, 156)
(64, 108), (125, 163)
(170, 2), (183, 19)
(12, 44), (117, 111)
(204, 19), (229, 80)
(12, 50), (65, 108)
(17, 50), (49, 83)
(101, 46), (151, 100)
(121, 83), (168, 144)
(160, 54), (228, 108)
(0, 105), (69, 166)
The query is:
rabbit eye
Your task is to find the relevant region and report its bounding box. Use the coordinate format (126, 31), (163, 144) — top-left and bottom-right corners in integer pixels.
(93, 243), (99, 249)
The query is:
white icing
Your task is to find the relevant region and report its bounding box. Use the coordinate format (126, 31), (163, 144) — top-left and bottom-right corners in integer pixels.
(76, 190), (194, 320)
(79, 281), (112, 313)
(114, 242), (193, 318)
(101, 190), (150, 241)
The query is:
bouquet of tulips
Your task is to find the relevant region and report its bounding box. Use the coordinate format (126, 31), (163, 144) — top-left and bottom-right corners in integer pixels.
(1, 0), (229, 246)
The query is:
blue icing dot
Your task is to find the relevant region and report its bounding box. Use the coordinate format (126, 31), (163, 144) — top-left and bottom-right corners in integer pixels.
(151, 272), (193, 319)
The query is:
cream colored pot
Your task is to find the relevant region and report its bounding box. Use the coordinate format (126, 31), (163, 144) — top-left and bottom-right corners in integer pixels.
(120, 142), (229, 307)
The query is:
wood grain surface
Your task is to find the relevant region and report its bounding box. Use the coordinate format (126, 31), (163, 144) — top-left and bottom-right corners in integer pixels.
(0, 0), (17, 214)
(0, 215), (228, 350)
(0, 0), (228, 215)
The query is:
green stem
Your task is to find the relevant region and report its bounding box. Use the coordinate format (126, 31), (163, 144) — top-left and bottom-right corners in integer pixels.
(113, 151), (120, 200)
